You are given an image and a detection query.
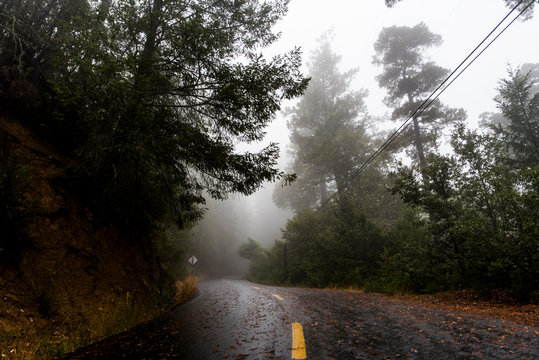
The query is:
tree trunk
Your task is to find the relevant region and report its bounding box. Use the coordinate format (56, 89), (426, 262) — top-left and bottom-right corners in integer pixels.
(407, 92), (427, 169)
(135, 0), (163, 92)
(319, 180), (327, 205)
(412, 117), (427, 169)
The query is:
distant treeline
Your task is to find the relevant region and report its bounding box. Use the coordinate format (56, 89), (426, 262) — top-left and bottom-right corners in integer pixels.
(240, 29), (538, 301)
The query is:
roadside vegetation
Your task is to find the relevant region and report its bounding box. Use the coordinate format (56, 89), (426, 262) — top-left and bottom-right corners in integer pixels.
(241, 29), (538, 303)
(0, 0), (537, 357)
(0, 0), (305, 358)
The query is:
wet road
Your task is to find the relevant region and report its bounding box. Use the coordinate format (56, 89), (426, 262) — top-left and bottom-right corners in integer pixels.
(61, 279), (538, 359)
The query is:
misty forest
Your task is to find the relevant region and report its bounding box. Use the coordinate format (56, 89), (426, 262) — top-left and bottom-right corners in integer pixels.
(243, 34), (538, 298)
(0, 0), (537, 357)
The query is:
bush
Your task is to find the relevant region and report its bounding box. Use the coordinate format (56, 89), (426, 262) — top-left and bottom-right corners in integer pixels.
(241, 199), (388, 289)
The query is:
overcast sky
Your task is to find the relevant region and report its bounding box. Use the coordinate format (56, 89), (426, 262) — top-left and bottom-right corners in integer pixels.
(206, 0), (539, 247)
(257, 0), (539, 153)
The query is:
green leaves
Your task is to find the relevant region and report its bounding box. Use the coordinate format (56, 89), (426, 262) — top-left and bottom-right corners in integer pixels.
(243, 200), (388, 288)
(495, 67), (539, 169)
(0, 0), (307, 234)
(390, 123), (538, 298)
(238, 238), (265, 262)
(275, 36), (370, 211)
(373, 23), (461, 167)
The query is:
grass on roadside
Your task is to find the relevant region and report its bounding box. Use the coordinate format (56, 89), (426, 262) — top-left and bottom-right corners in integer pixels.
(174, 276), (199, 304)
(1, 275), (201, 360)
(1, 292), (150, 360)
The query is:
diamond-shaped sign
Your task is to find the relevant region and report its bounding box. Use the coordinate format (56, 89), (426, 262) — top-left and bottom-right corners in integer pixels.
(188, 255), (198, 265)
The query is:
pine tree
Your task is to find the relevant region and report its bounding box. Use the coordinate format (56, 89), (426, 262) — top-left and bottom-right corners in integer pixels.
(274, 32), (370, 211)
(373, 23), (465, 168)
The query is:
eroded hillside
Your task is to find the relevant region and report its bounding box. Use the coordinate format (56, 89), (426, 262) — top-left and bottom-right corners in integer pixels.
(0, 112), (174, 359)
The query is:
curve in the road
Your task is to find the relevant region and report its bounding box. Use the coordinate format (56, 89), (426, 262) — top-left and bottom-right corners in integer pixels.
(60, 278), (539, 360)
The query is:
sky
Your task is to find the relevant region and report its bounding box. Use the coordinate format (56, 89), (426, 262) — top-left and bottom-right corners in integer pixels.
(199, 0), (539, 248)
(261, 0), (539, 149)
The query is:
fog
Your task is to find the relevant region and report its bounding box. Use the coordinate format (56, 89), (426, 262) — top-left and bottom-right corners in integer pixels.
(190, 0), (538, 277)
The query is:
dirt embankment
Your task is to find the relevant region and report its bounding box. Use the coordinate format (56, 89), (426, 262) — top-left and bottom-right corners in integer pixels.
(0, 113), (164, 359)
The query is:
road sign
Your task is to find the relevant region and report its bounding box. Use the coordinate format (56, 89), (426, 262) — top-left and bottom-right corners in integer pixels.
(188, 255), (198, 265)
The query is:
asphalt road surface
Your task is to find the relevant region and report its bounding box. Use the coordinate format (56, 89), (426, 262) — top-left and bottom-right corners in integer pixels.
(60, 279), (538, 359)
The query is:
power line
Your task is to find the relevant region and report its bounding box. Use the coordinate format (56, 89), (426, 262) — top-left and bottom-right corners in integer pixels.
(320, 0), (534, 209)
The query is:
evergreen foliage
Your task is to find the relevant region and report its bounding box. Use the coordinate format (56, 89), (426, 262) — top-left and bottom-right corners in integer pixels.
(389, 124), (538, 299)
(240, 201), (387, 288)
(274, 32), (372, 211)
(0, 0), (308, 236)
(494, 67), (539, 168)
(373, 23), (466, 168)
(244, 65), (538, 301)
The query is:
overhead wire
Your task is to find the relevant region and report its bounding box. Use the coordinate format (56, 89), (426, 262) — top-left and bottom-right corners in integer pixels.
(320, 0), (534, 209)
(347, 0), (533, 185)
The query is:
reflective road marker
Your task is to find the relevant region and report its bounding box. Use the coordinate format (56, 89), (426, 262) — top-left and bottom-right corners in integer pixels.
(291, 322), (307, 359)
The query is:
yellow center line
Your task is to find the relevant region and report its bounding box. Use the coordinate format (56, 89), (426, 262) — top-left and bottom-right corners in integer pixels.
(252, 286), (260, 290)
(272, 294), (284, 301)
(291, 322), (307, 359)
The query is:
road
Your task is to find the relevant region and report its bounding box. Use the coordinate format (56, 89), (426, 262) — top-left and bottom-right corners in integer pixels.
(61, 279), (538, 359)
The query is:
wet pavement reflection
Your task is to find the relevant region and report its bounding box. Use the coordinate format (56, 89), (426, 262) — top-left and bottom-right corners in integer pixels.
(60, 279), (539, 359)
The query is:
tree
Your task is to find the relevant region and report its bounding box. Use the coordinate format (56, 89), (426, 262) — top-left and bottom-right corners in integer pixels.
(345, 164), (404, 228)
(480, 65), (539, 170)
(274, 32), (370, 211)
(238, 238), (265, 262)
(238, 237), (273, 282)
(495, 66), (539, 169)
(479, 64), (538, 129)
(373, 23), (465, 168)
(277, 199), (387, 288)
(0, 0), (308, 234)
(390, 124), (538, 298)
(0, 0), (92, 106)
(377, 209), (436, 294)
